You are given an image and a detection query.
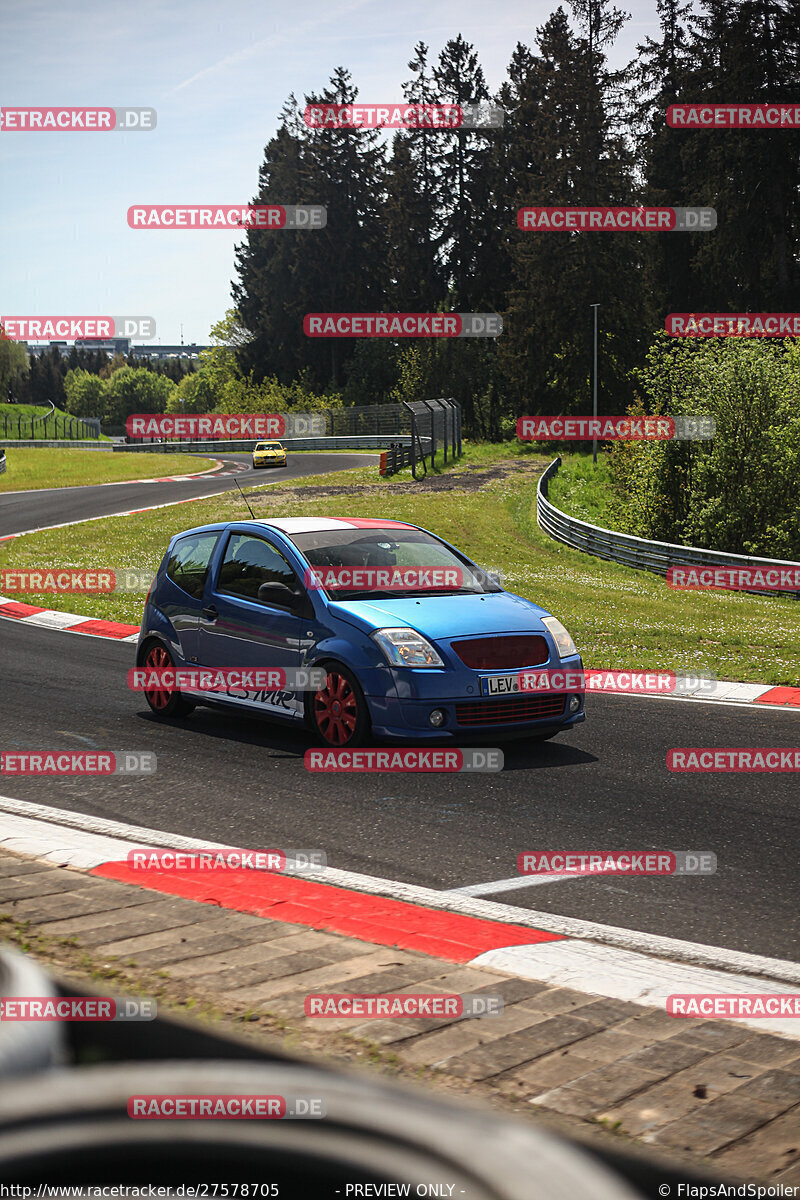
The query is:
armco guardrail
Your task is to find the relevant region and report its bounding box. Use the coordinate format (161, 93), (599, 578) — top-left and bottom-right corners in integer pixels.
(537, 457), (800, 597)
(113, 436), (410, 454)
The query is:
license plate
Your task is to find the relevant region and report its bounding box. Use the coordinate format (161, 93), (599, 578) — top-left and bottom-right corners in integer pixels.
(481, 674), (520, 696)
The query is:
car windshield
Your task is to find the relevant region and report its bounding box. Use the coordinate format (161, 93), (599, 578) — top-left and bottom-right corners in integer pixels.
(290, 528), (502, 599)
(255, 443), (282, 450)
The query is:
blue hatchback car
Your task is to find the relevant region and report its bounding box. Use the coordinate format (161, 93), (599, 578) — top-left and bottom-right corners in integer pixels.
(136, 517), (586, 746)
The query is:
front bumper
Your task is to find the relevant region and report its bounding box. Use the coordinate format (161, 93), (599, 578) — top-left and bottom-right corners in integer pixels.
(362, 660), (586, 742)
(365, 697), (585, 742)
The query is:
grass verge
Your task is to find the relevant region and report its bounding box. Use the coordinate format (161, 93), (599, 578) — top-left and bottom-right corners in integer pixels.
(0, 402), (111, 441)
(0, 445), (797, 684)
(0, 447), (217, 491)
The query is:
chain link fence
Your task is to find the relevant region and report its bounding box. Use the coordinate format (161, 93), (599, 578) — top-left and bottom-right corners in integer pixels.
(1, 405), (100, 441)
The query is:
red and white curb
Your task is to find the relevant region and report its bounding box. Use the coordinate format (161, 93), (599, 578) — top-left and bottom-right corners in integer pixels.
(0, 597), (139, 642)
(1, 587), (798, 706)
(0, 796), (798, 1039)
(609, 680), (800, 709)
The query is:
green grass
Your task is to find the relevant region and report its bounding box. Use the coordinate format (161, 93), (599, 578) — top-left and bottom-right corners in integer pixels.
(0, 447), (217, 491)
(1, 443), (797, 684)
(547, 450), (621, 528)
(0, 402), (111, 441)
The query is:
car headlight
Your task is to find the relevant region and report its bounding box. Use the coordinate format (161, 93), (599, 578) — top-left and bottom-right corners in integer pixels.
(542, 616), (578, 660)
(371, 628), (444, 668)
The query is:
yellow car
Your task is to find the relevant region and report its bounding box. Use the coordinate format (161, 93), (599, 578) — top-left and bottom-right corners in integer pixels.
(252, 440), (287, 469)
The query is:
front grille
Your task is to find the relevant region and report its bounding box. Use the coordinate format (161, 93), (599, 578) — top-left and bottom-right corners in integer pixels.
(451, 634), (549, 670)
(455, 694), (566, 727)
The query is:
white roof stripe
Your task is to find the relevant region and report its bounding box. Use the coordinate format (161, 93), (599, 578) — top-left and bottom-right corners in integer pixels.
(240, 518), (355, 532)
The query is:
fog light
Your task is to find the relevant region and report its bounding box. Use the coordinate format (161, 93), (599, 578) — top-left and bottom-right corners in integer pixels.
(569, 695), (581, 714)
(429, 709), (446, 727)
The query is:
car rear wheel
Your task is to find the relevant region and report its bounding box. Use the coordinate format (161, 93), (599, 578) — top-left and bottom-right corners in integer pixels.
(309, 663), (370, 747)
(139, 641), (195, 719)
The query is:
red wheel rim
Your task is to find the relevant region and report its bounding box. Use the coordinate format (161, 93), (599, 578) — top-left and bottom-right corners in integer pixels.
(313, 672), (358, 745)
(143, 644), (175, 711)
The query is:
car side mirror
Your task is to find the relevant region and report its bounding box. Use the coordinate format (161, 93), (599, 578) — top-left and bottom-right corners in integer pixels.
(257, 581), (302, 610)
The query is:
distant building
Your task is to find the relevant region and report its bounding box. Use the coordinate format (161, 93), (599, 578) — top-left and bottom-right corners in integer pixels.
(23, 340), (209, 361)
(129, 344), (208, 361)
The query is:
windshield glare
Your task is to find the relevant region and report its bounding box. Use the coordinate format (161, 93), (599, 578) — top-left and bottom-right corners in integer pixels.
(290, 529), (502, 598)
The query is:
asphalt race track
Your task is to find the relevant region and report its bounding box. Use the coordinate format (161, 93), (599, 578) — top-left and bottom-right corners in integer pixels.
(1, 616), (797, 962)
(1, 450), (797, 967)
(0, 452), (376, 538)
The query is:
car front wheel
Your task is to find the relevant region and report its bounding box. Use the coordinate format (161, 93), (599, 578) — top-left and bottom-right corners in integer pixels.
(309, 663), (370, 747)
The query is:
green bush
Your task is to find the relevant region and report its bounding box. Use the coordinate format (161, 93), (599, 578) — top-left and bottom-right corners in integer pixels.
(610, 335), (800, 558)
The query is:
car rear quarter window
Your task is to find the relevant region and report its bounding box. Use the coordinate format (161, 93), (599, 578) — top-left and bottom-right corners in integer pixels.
(165, 532), (219, 600)
(217, 533), (298, 601)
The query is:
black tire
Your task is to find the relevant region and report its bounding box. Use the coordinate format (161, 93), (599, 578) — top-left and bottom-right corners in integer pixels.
(0, 949), (66, 1079)
(0, 1060), (641, 1197)
(308, 662), (370, 747)
(138, 640), (195, 718)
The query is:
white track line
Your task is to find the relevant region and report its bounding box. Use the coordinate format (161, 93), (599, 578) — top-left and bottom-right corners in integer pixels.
(0, 795), (797, 988)
(453, 874), (580, 894)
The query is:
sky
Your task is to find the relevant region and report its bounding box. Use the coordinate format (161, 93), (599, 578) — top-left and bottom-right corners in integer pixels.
(1, 0), (663, 346)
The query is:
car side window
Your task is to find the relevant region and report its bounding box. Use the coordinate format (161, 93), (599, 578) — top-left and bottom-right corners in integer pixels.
(217, 533), (298, 602)
(165, 532), (219, 600)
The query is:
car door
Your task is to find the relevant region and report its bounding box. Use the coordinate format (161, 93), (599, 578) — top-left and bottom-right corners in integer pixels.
(160, 530), (221, 663)
(198, 530), (306, 721)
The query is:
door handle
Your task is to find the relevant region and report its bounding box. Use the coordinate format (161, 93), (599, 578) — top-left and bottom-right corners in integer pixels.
(201, 605), (218, 621)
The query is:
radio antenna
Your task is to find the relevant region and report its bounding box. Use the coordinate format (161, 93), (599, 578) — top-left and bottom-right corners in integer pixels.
(234, 477), (256, 519)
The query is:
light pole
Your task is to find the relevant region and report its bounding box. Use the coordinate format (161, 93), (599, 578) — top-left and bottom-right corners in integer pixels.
(590, 303), (599, 465)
